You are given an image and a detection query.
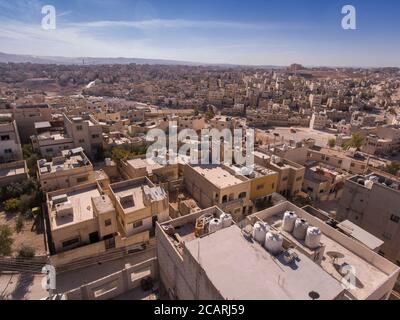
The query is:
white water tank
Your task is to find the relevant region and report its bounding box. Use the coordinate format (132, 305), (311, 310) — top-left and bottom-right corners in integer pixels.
(282, 211), (298, 232)
(208, 218), (223, 233)
(253, 222), (269, 244)
(220, 213), (233, 228)
(264, 232), (283, 255)
(293, 219), (309, 240)
(364, 180), (374, 189)
(305, 227), (322, 249)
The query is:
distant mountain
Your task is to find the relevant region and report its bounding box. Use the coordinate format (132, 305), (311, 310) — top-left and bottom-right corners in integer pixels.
(0, 51), (281, 68)
(0, 51), (202, 66)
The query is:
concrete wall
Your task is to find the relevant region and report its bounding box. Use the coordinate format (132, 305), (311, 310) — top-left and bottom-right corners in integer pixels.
(65, 258), (157, 300)
(0, 160), (28, 187)
(338, 179), (400, 263)
(156, 207), (227, 300)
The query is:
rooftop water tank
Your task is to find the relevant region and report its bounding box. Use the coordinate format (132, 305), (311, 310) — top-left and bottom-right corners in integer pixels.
(253, 222), (269, 244)
(282, 211), (298, 233)
(220, 213), (233, 228)
(305, 227), (322, 249)
(293, 219), (309, 240)
(364, 180), (374, 189)
(264, 232), (283, 255)
(208, 218), (223, 233)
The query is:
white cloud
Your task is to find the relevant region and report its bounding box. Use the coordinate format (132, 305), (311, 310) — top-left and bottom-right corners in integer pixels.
(66, 19), (298, 31)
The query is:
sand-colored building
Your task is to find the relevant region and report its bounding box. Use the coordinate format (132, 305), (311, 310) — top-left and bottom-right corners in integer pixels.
(338, 172), (400, 264)
(183, 164), (254, 221)
(109, 177), (169, 237)
(47, 183), (118, 253)
(0, 115), (23, 163)
(254, 151), (305, 198)
(38, 148), (95, 192)
(156, 202), (399, 300)
(0, 160), (29, 188)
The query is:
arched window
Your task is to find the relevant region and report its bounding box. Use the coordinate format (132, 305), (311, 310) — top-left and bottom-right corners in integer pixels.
(222, 195), (228, 203)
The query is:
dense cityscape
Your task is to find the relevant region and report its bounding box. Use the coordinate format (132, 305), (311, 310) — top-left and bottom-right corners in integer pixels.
(0, 59), (399, 300)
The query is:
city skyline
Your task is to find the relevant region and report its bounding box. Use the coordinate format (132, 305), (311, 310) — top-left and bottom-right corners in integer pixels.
(0, 0), (399, 67)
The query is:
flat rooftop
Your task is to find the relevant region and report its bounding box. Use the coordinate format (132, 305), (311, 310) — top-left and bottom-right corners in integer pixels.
(49, 185), (101, 230)
(337, 220), (384, 252)
(39, 153), (90, 175)
(0, 162), (27, 178)
(37, 131), (71, 141)
(185, 225), (344, 300)
(112, 184), (146, 213)
(110, 178), (166, 215)
(255, 203), (395, 300)
(192, 165), (244, 188)
(127, 158), (163, 173)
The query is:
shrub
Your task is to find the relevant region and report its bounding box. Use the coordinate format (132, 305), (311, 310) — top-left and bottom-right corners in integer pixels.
(18, 246), (35, 258)
(15, 215), (24, 233)
(4, 198), (21, 213)
(328, 138), (336, 148)
(0, 225), (13, 256)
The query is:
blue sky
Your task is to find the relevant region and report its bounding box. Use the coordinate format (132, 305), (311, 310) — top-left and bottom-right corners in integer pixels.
(0, 0), (399, 66)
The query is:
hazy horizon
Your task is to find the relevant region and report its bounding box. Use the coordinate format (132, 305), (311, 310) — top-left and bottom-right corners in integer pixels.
(0, 0), (399, 67)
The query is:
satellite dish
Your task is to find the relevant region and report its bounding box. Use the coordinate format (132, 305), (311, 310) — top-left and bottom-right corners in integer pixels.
(309, 291), (320, 300)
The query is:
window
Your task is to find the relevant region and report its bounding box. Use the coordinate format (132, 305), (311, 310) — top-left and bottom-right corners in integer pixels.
(282, 176), (288, 181)
(132, 221), (143, 229)
(46, 148), (53, 153)
(105, 219), (112, 227)
(79, 139), (85, 143)
(257, 184), (265, 190)
(390, 215), (400, 224)
(1, 135), (10, 141)
(4, 149), (12, 154)
(62, 238), (80, 248)
(92, 134), (100, 139)
(76, 125), (83, 131)
(239, 192), (247, 199)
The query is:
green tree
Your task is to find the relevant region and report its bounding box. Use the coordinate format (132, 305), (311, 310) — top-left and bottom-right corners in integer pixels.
(0, 225), (13, 256)
(205, 106), (215, 120)
(18, 246), (35, 258)
(328, 138), (336, 148)
(111, 147), (131, 164)
(386, 162), (400, 176)
(15, 215), (24, 233)
(22, 144), (40, 175)
(344, 133), (364, 150)
(4, 198), (21, 213)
